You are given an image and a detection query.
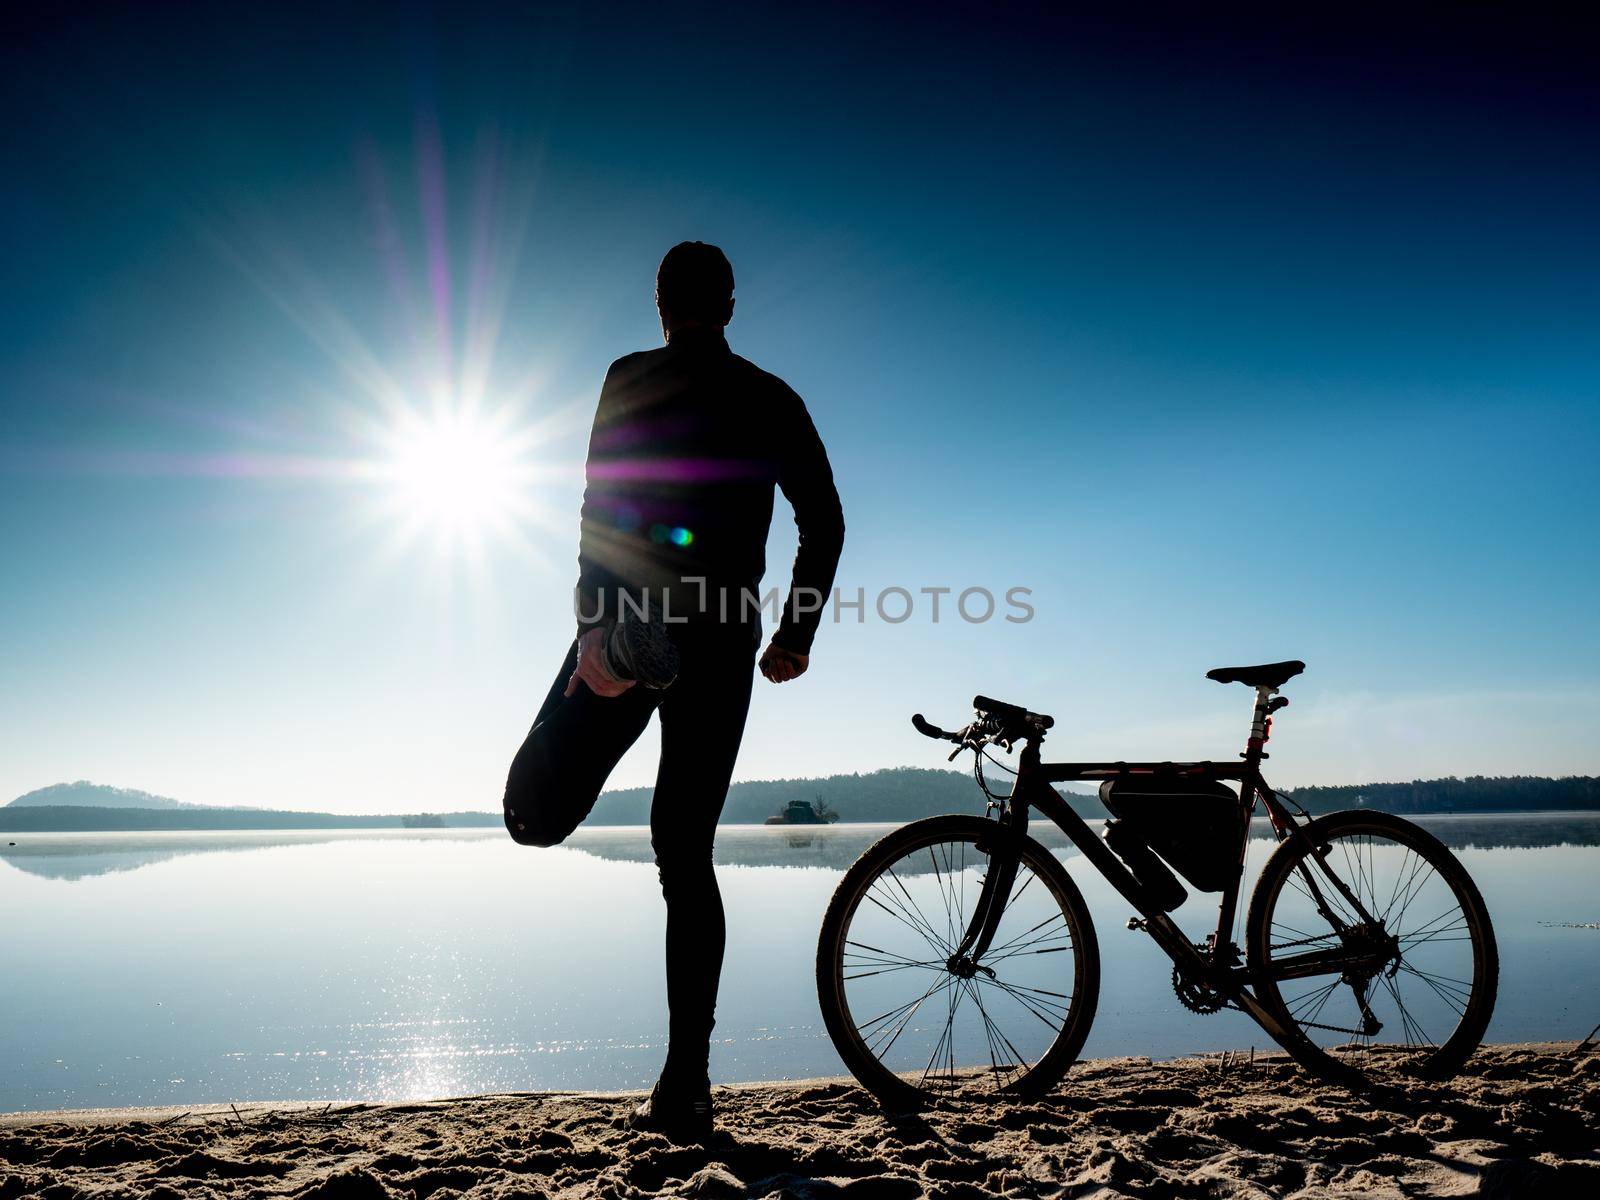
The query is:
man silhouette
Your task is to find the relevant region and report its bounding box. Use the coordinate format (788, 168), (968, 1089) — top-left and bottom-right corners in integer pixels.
(503, 242), (845, 1139)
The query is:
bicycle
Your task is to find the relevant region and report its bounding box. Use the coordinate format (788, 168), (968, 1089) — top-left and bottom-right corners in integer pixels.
(815, 661), (1497, 1104)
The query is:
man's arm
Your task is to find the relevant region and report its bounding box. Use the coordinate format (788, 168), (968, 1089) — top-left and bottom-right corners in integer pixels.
(768, 388), (845, 669)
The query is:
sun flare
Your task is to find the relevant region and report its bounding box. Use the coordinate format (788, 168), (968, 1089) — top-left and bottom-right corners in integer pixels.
(392, 413), (514, 524)
(376, 406), (538, 546)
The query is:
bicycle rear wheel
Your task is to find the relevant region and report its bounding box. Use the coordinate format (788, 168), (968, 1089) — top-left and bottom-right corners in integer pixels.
(1246, 810), (1497, 1085)
(816, 815), (1099, 1107)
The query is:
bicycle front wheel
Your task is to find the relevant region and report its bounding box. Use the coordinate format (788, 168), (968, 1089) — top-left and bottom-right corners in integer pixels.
(1246, 810), (1497, 1086)
(816, 815), (1099, 1106)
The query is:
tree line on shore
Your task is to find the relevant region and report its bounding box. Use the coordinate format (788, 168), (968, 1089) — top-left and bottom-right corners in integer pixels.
(3, 769), (1595, 831)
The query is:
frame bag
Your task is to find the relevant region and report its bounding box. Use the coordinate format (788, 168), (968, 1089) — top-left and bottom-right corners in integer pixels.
(1099, 775), (1247, 893)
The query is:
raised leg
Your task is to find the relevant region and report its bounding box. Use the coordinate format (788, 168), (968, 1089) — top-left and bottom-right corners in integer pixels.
(502, 638), (658, 846)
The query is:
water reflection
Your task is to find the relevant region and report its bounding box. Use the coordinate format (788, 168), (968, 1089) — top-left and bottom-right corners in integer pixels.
(4, 812), (1598, 881)
(0, 816), (1594, 1113)
(0, 829), (487, 881)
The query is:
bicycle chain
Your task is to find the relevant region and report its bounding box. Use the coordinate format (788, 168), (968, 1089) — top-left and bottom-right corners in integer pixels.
(1269, 932), (1342, 951)
(1295, 1018), (1369, 1036)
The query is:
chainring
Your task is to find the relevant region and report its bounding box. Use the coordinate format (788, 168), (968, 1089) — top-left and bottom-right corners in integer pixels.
(1172, 967), (1228, 1014)
(1171, 939), (1237, 1015)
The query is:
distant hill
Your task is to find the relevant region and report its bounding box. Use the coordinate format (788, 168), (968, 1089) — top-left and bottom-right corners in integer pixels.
(7, 782), (209, 810)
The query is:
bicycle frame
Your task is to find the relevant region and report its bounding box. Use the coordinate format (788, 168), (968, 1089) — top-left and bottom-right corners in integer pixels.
(946, 685), (1390, 1047)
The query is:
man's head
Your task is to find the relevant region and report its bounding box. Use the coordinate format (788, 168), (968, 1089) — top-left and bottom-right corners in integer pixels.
(656, 241), (734, 337)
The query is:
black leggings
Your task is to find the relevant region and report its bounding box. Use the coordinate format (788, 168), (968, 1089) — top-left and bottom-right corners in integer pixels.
(503, 625), (757, 1079)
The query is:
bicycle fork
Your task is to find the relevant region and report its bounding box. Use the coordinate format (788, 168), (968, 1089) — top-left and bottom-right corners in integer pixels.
(945, 808), (1021, 979)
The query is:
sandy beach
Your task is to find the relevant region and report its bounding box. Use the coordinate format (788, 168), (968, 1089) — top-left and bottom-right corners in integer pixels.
(2, 1044), (1596, 1198)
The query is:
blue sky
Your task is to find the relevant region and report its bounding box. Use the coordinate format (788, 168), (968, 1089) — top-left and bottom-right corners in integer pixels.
(2, 6), (1597, 811)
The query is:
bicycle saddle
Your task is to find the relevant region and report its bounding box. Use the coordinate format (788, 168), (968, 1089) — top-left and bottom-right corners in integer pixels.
(1205, 660), (1305, 688)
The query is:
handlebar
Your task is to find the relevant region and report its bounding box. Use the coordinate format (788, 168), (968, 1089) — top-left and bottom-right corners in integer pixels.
(972, 695), (1053, 729)
(911, 713), (960, 742)
(911, 695), (1055, 751)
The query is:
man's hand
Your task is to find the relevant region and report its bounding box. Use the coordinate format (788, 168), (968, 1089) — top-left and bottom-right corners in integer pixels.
(759, 640), (809, 684)
(565, 627), (635, 698)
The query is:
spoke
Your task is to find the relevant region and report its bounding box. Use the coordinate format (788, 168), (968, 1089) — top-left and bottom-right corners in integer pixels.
(1393, 903), (1466, 944)
(972, 982), (1010, 1085)
(864, 874), (951, 956)
(1000, 869), (1037, 920)
(844, 961), (944, 979)
(920, 979), (962, 1087)
(1270, 920), (1342, 950)
(965, 979), (1032, 1084)
(871, 975), (956, 1059)
(1389, 847), (1416, 917)
(1394, 963), (1472, 1014)
(1272, 918), (1340, 939)
(1398, 931), (1472, 948)
(1303, 979), (1344, 1028)
(1381, 974), (1434, 1047)
(984, 909), (1070, 959)
(844, 939), (945, 968)
(929, 845), (956, 951)
(1397, 919), (1470, 949)
(1339, 838), (1371, 918)
(1322, 836), (1386, 927)
(979, 975), (1071, 1032)
(1380, 848), (1423, 925)
(1296, 857), (1354, 924)
(958, 839), (967, 952)
(984, 931), (1074, 964)
(1286, 865), (1356, 930)
(1389, 866), (1438, 932)
(862, 890), (943, 952)
(858, 974), (955, 1040)
(1285, 978), (1341, 1021)
(886, 866), (954, 952)
(960, 978), (1007, 1085)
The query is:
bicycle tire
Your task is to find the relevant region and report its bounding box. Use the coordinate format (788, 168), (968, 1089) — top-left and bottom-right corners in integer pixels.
(816, 815), (1100, 1107)
(1245, 809), (1497, 1086)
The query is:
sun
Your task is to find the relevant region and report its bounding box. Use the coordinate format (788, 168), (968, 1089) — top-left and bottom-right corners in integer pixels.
(377, 406), (534, 541)
(390, 411), (514, 526)
(352, 390), (580, 578)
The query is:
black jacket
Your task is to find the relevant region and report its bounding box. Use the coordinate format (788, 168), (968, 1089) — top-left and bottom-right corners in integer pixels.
(574, 328), (845, 654)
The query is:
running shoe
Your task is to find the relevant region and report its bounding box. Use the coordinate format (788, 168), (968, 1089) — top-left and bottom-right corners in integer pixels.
(600, 607), (680, 690)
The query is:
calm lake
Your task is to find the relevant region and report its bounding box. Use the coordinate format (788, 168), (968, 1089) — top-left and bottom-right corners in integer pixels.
(3, 813), (1597, 1113)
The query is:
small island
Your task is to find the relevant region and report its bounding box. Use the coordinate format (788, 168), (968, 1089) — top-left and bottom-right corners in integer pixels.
(764, 797), (839, 826)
